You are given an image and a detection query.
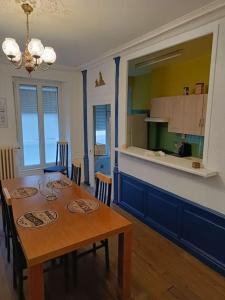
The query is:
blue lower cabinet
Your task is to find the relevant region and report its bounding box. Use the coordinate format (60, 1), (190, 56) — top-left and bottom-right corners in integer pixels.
(119, 175), (145, 219)
(118, 172), (225, 276)
(181, 204), (225, 266)
(145, 189), (179, 239)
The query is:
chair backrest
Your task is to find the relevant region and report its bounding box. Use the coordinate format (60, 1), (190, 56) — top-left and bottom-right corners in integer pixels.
(71, 160), (81, 186)
(95, 172), (112, 206)
(0, 180), (7, 218)
(7, 204), (18, 246)
(56, 141), (68, 168)
(0, 183), (20, 258)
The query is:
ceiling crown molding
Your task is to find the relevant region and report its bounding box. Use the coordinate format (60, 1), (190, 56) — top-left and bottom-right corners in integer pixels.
(78, 0), (225, 71)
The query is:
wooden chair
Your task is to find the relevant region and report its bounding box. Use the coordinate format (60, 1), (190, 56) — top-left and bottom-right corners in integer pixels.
(44, 141), (69, 176)
(92, 172), (112, 268)
(95, 172), (112, 207)
(5, 199), (69, 300)
(70, 160), (81, 186)
(0, 180), (11, 263)
(74, 172), (112, 272)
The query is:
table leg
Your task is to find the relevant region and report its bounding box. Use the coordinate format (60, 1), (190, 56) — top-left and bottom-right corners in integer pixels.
(28, 264), (44, 300)
(118, 228), (132, 300)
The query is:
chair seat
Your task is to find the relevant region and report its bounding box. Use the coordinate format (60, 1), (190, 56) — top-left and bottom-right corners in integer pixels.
(44, 165), (66, 173)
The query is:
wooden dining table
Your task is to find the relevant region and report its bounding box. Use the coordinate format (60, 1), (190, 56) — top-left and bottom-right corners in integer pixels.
(2, 172), (132, 300)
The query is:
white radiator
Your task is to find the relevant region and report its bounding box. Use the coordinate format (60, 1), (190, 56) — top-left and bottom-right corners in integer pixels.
(0, 147), (16, 180)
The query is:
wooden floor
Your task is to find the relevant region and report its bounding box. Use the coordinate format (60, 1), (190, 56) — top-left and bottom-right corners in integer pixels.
(1, 204), (225, 300)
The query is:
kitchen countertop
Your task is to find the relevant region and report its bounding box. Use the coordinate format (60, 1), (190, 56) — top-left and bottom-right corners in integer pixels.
(118, 146), (218, 178)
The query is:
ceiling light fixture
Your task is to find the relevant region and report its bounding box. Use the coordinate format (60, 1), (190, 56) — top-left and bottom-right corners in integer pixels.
(2, 2), (56, 74)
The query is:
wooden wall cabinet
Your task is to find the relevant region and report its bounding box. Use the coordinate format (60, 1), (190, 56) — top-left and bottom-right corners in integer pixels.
(150, 97), (171, 119)
(182, 95), (205, 136)
(168, 96), (184, 134)
(150, 94), (207, 136)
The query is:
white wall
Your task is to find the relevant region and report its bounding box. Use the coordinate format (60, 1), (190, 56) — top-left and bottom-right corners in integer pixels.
(84, 14), (225, 214)
(0, 63), (83, 176)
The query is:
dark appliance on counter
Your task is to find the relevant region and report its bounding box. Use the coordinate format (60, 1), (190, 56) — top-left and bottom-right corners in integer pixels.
(177, 142), (192, 157)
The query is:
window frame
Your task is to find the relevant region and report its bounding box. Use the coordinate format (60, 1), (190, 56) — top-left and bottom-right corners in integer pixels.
(120, 22), (219, 169)
(13, 77), (62, 170)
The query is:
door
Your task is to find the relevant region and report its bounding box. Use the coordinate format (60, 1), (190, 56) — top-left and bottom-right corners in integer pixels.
(168, 96), (184, 134)
(201, 94), (208, 135)
(182, 95), (204, 136)
(93, 105), (111, 176)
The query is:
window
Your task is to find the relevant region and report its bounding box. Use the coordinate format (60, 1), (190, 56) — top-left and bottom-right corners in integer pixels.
(127, 34), (213, 159)
(15, 80), (60, 168)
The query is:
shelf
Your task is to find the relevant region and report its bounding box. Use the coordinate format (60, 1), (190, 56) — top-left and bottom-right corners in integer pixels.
(118, 147), (218, 178)
(144, 117), (168, 123)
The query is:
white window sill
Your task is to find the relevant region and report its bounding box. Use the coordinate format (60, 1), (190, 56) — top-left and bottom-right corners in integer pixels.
(118, 146), (218, 178)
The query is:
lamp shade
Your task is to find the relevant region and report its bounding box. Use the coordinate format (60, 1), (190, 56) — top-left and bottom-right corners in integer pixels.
(11, 50), (22, 63)
(33, 56), (43, 65)
(2, 38), (20, 58)
(28, 38), (44, 58)
(42, 47), (56, 64)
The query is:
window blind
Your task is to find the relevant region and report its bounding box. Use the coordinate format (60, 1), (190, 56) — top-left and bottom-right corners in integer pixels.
(42, 87), (58, 114)
(95, 105), (107, 131)
(19, 85), (38, 113)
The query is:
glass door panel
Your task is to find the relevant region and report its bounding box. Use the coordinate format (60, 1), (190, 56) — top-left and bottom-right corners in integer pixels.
(42, 86), (59, 163)
(93, 104), (111, 175)
(19, 85), (40, 166)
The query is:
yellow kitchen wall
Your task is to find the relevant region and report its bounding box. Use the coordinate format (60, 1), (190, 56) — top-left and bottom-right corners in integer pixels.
(130, 53), (211, 110)
(130, 73), (151, 110)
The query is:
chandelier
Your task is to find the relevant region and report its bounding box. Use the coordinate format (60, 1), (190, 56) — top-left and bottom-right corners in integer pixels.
(2, 2), (56, 73)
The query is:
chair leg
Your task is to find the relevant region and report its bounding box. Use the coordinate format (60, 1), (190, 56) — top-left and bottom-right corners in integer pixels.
(5, 208), (11, 263)
(73, 251), (77, 286)
(51, 259), (57, 268)
(6, 233), (10, 263)
(13, 251), (17, 289)
(93, 243), (97, 255)
(18, 269), (24, 300)
(4, 219), (8, 249)
(2, 203), (6, 234)
(105, 239), (110, 270)
(13, 264), (17, 289)
(2, 203), (7, 248)
(64, 255), (69, 292)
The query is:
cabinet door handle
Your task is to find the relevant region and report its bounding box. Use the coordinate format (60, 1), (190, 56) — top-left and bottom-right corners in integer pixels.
(199, 119), (201, 127)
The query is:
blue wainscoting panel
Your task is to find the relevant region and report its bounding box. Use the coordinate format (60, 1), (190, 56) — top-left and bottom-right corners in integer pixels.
(181, 203), (225, 265)
(118, 172), (225, 276)
(145, 189), (179, 239)
(120, 174), (145, 219)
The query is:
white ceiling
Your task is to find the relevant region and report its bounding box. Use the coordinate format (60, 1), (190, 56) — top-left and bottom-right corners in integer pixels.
(0, 0), (216, 67)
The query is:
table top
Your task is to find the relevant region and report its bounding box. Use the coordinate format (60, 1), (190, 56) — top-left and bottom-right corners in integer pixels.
(2, 173), (132, 266)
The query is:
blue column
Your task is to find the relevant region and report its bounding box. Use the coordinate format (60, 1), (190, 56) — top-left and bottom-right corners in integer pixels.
(82, 69), (89, 185)
(113, 56), (121, 203)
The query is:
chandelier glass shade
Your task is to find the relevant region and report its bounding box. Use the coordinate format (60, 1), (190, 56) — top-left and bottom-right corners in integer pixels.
(2, 3), (56, 73)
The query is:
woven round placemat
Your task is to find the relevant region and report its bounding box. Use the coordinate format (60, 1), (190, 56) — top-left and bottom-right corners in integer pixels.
(11, 187), (38, 199)
(47, 179), (72, 189)
(17, 210), (58, 228)
(68, 198), (100, 214)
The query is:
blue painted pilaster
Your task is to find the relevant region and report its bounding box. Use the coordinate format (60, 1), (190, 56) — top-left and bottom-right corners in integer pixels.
(113, 56), (121, 203)
(82, 69), (89, 185)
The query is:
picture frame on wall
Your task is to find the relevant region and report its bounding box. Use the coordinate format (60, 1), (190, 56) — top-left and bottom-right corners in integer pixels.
(0, 97), (8, 128)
